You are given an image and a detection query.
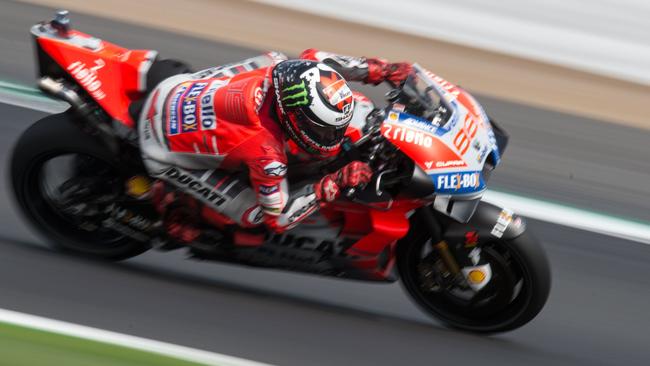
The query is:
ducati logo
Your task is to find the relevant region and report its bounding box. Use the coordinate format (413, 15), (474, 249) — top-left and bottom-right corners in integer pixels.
(253, 86), (264, 111)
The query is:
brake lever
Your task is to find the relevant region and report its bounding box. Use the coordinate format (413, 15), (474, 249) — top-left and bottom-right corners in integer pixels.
(343, 181), (372, 201)
(346, 167), (395, 198)
(344, 186), (357, 199)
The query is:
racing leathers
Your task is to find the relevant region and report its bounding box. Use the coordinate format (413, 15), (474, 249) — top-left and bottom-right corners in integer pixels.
(138, 50), (412, 240)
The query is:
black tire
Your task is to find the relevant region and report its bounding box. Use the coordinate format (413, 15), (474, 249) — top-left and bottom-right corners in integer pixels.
(10, 112), (149, 260)
(397, 228), (551, 333)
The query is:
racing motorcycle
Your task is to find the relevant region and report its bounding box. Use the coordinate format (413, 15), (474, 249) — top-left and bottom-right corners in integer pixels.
(10, 11), (550, 333)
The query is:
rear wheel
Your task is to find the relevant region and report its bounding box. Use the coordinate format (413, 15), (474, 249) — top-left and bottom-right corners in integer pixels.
(11, 112), (149, 260)
(398, 228), (550, 333)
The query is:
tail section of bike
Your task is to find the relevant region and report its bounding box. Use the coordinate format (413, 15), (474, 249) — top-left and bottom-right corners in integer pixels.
(31, 11), (157, 129)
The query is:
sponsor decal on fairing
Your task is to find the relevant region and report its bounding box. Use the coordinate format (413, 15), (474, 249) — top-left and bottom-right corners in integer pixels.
(385, 111), (442, 136)
(430, 171), (485, 194)
(67, 59), (106, 100)
(382, 123), (434, 148)
(435, 160), (467, 168)
(491, 208), (514, 238)
(452, 115), (479, 155)
(464, 231), (479, 247)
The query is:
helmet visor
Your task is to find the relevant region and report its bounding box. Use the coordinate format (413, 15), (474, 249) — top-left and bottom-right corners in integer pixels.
(292, 109), (348, 152)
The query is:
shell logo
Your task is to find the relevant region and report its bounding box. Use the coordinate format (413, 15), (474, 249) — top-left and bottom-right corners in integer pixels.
(467, 269), (487, 284)
(126, 176), (152, 198)
(462, 264), (492, 291)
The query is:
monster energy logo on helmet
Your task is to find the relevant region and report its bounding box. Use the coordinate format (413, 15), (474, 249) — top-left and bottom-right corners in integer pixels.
(282, 80), (310, 107)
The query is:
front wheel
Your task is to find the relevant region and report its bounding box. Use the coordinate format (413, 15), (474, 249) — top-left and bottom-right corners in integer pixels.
(397, 228), (550, 333)
(10, 112), (150, 260)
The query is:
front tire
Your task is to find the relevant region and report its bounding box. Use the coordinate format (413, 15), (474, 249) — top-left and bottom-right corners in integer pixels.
(398, 227), (550, 333)
(10, 112), (149, 260)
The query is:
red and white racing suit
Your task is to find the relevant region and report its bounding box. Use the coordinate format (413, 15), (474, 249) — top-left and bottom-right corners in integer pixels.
(138, 50), (411, 234)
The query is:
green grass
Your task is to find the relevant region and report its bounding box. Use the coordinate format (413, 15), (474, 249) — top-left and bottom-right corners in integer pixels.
(0, 321), (209, 366)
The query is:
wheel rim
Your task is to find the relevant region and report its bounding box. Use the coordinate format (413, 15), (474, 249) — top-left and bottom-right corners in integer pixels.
(402, 235), (534, 330)
(22, 152), (127, 249)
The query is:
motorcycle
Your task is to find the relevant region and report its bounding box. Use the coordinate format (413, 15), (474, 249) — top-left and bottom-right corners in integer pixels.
(10, 11), (550, 333)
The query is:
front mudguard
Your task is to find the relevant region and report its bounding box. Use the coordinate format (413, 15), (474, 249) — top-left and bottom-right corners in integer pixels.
(441, 200), (526, 244)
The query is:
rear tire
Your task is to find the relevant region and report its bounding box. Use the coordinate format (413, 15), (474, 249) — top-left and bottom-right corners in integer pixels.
(10, 112), (149, 260)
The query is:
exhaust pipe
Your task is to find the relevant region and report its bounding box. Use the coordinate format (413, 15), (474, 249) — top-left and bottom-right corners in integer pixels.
(38, 77), (118, 153)
(38, 77), (84, 110)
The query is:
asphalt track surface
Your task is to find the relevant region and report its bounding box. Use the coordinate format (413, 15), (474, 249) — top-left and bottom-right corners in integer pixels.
(0, 1), (649, 365)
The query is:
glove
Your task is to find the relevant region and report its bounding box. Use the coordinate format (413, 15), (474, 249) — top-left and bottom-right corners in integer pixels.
(366, 58), (413, 86)
(314, 161), (373, 203)
(385, 62), (414, 86)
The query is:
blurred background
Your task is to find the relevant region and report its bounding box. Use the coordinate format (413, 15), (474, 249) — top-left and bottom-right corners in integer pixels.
(0, 0), (648, 365)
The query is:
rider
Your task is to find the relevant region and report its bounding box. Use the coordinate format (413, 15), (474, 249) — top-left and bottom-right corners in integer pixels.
(138, 49), (412, 243)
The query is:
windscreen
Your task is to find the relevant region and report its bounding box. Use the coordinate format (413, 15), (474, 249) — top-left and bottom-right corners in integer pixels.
(401, 65), (452, 128)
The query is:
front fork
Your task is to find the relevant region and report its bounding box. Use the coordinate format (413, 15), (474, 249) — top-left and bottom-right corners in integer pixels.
(419, 206), (493, 291)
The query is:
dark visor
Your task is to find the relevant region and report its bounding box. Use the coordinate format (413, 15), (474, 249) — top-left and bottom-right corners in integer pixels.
(294, 109), (348, 149)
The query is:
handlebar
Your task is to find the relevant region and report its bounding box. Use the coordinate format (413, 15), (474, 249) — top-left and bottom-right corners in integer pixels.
(336, 71), (443, 202)
(338, 112), (398, 201)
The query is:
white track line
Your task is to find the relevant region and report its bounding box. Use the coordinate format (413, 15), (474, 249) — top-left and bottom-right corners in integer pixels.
(1, 88), (649, 245)
(0, 93), (67, 114)
(0, 308), (273, 366)
(483, 191), (650, 245)
(0, 82), (68, 114)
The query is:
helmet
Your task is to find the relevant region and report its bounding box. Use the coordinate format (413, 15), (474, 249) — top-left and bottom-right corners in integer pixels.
(272, 60), (354, 156)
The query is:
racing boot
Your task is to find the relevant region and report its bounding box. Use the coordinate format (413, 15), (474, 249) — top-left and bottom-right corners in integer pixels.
(151, 180), (201, 244)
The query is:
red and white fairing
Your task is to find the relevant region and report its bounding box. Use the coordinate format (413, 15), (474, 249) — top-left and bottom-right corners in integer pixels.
(31, 23), (157, 128)
(381, 65), (500, 197)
